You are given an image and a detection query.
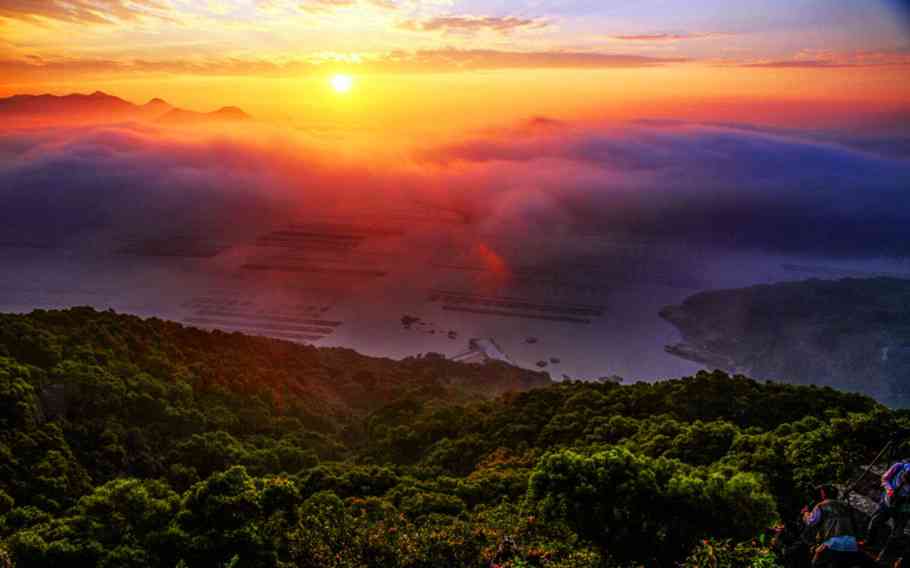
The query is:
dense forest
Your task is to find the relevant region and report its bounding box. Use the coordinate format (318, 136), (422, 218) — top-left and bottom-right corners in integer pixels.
(661, 277), (910, 406)
(0, 308), (904, 567)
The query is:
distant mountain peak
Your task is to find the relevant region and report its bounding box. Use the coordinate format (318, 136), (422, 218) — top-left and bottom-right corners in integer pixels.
(157, 105), (252, 125)
(142, 98), (172, 115)
(86, 91), (126, 102)
(0, 91), (249, 125)
(212, 106), (250, 119)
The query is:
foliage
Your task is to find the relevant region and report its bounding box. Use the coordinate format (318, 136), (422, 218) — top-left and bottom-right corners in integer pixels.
(527, 448), (776, 564)
(0, 308), (900, 567)
(682, 538), (783, 568)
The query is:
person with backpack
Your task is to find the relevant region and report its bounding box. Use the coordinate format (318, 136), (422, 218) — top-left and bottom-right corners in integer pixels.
(868, 460), (910, 561)
(803, 485), (877, 567)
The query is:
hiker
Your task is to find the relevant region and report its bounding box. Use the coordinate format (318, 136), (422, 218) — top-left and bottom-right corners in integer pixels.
(802, 485), (877, 568)
(868, 460), (910, 561)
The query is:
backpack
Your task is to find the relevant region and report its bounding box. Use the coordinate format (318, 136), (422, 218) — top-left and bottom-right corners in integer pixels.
(883, 462), (910, 504)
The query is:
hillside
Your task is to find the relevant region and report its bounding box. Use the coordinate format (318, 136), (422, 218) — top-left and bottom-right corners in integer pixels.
(660, 277), (910, 406)
(0, 308), (904, 567)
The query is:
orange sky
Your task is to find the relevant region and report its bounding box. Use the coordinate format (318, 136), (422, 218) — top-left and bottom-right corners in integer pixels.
(1, 1), (908, 136)
(3, 66), (907, 140)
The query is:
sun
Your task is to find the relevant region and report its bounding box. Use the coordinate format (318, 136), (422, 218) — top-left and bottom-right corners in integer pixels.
(330, 74), (354, 94)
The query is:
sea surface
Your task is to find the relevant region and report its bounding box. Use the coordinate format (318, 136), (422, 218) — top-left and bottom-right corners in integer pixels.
(3, 206), (908, 382)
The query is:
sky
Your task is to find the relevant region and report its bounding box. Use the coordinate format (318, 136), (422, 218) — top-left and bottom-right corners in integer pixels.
(0, 0), (909, 132)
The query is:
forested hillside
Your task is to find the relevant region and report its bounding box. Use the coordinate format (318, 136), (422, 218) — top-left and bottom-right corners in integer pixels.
(0, 308), (904, 567)
(661, 277), (910, 406)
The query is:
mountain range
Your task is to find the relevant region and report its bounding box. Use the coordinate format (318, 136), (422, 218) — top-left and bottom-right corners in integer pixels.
(0, 91), (251, 125)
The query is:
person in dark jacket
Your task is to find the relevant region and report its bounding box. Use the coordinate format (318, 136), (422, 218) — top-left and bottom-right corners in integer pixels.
(803, 485), (877, 568)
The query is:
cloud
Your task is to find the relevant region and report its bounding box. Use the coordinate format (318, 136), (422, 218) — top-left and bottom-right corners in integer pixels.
(421, 121), (910, 256)
(0, 0), (173, 25)
(737, 47), (910, 68)
(0, 48), (686, 82)
(1, 117), (908, 258)
(255, 0), (394, 13)
(740, 60), (850, 69)
(0, 56), (280, 83)
(398, 15), (549, 35)
(297, 0), (357, 13)
(382, 48), (686, 70)
(0, 123), (390, 247)
(611, 32), (728, 42)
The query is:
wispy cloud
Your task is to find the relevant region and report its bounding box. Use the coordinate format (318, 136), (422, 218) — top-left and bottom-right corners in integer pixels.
(383, 48), (685, 70)
(255, 0), (395, 14)
(737, 47), (910, 68)
(740, 60), (850, 68)
(611, 32), (729, 42)
(0, 48), (687, 81)
(0, 0), (174, 25)
(398, 15), (549, 35)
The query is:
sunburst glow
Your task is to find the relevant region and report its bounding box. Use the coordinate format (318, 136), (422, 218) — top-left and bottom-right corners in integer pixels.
(330, 74), (354, 94)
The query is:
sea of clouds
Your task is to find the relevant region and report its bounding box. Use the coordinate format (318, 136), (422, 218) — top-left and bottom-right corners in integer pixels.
(1, 117), (909, 258)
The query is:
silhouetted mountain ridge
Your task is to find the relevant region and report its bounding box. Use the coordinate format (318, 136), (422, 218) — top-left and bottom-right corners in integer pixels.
(142, 97), (172, 112)
(0, 90), (250, 125)
(156, 105), (251, 125)
(0, 91), (135, 116)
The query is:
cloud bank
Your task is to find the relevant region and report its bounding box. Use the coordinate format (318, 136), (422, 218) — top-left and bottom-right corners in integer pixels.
(421, 121), (910, 256)
(398, 16), (549, 35)
(0, 48), (687, 83)
(1, 118), (909, 257)
(0, 123), (401, 247)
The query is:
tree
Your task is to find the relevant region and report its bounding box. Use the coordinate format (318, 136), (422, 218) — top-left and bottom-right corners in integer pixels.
(527, 448), (777, 564)
(0, 358), (42, 431)
(287, 491), (360, 568)
(177, 466), (273, 568)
